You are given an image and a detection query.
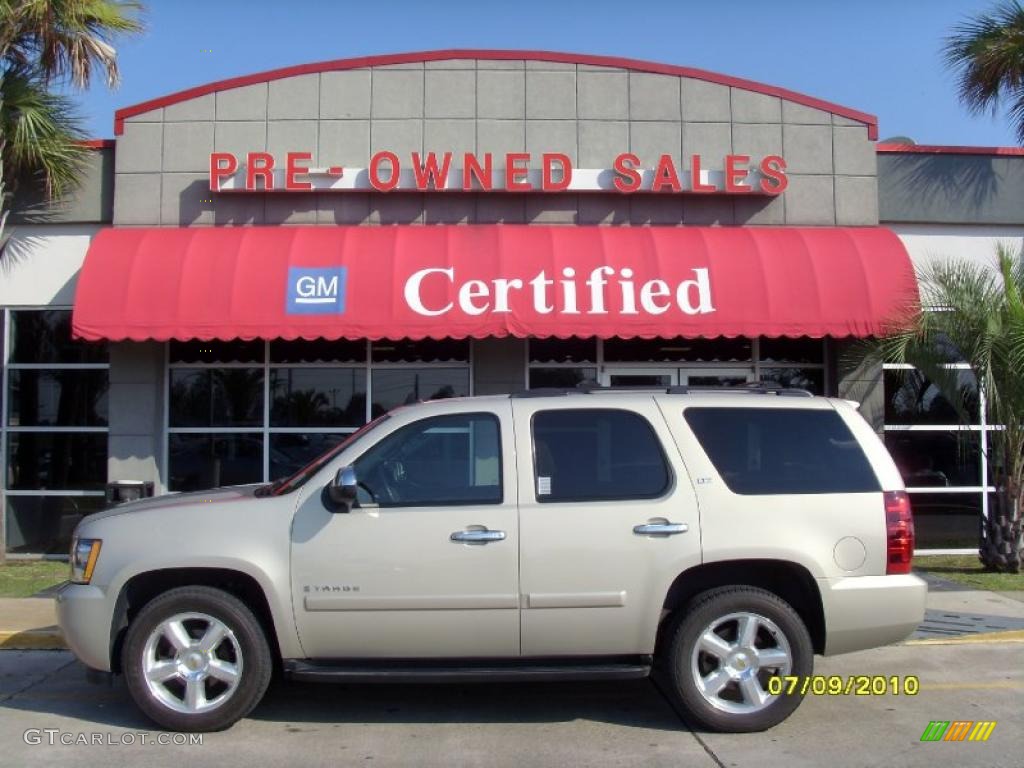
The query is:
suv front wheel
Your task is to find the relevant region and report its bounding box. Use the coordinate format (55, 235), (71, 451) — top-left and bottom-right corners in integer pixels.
(123, 585), (273, 732)
(664, 586), (812, 732)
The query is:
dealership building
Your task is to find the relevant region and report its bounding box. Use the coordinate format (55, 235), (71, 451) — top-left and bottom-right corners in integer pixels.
(3, 50), (1023, 556)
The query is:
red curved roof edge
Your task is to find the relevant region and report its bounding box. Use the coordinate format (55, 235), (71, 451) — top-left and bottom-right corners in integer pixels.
(113, 49), (879, 140)
(75, 139), (115, 149)
(877, 143), (1024, 156)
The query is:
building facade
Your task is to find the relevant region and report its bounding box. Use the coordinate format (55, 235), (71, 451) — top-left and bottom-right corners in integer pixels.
(3, 51), (1023, 556)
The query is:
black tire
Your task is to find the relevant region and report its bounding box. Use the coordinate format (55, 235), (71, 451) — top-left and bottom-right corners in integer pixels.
(663, 586), (813, 732)
(123, 586), (273, 732)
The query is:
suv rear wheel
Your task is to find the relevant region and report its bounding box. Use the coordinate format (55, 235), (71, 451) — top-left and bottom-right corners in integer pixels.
(123, 586), (272, 732)
(664, 586), (812, 732)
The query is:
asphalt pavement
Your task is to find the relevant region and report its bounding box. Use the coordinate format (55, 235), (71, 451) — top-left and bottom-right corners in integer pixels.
(1, 639), (1021, 768)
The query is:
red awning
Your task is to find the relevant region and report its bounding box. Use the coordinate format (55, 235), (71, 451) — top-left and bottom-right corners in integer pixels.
(72, 225), (917, 342)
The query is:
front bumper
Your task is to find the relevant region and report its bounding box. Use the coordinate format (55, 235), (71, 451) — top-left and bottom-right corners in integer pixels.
(819, 574), (927, 655)
(54, 582), (115, 672)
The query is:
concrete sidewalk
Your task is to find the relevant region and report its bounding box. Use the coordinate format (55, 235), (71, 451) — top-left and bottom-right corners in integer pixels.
(0, 597), (64, 650)
(2, 586), (1024, 651)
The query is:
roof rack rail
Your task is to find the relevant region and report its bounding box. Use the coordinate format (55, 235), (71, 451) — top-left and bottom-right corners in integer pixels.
(510, 384), (815, 398)
(666, 384), (814, 397)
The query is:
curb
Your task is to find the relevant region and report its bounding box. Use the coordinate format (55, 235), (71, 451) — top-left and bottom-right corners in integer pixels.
(0, 629), (66, 650)
(905, 629), (1024, 646)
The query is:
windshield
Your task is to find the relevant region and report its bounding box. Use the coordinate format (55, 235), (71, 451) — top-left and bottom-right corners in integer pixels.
(260, 414), (390, 497)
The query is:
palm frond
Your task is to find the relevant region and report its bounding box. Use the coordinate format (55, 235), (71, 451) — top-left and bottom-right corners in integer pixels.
(3, 0), (144, 88)
(942, 0), (1024, 141)
(1, 66), (88, 199)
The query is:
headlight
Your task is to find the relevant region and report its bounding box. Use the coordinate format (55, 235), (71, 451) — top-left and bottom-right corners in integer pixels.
(70, 538), (102, 584)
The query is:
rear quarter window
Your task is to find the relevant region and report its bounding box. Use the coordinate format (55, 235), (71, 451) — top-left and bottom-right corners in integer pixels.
(683, 407), (880, 495)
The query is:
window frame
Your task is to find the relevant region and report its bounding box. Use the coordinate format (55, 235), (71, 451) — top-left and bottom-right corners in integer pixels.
(525, 338), (829, 396)
(2, 307), (110, 557)
(530, 407), (674, 503)
(164, 339), (473, 491)
(883, 361), (994, 555)
(351, 411), (504, 508)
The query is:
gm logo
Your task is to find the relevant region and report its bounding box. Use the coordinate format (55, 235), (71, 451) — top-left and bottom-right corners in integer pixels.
(287, 267), (347, 314)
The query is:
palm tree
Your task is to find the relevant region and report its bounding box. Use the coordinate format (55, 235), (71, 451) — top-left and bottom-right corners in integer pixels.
(873, 244), (1024, 573)
(0, 0), (143, 252)
(943, 0), (1024, 144)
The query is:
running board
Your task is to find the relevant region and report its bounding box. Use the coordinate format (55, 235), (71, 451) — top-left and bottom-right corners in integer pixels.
(283, 656), (652, 684)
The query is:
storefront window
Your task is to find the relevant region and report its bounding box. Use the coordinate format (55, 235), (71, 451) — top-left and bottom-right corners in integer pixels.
(170, 339), (264, 364)
(168, 434), (263, 492)
(759, 367), (824, 395)
(909, 492), (983, 550)
(529, 368), (598, 389)
(884, 364), (990, 553)
(759, 337), (824, 364)
(4, 496), (107, 555)
(166, 339), (471, 490)
(884, 369), (979, 425)
(269, 338), (366, 364)
(10, 310), (107, 364)
(372, 338), (469, 363)
(269, 433), (348, 480)
(529, 338), (597, 364)
(3, 309), (109, 554)
(7, 369), (108, 426)
(170, 369), (264, 427)
(371, 369), (469, 416)
(603, 337), (752, 363)
(526, 338), (826, 394)
(884, 431), (981, 488)
(270, 368), (366, 427)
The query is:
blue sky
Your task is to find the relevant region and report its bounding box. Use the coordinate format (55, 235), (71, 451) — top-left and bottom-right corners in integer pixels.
(69, 0), (1020, 146)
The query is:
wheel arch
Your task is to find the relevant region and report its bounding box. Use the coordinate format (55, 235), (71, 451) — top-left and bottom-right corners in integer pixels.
(110, 567), (283, 674)
(658, 559), (826, 655)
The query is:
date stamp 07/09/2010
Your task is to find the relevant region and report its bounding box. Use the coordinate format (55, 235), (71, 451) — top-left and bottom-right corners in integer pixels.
(767, 675), (920, 697)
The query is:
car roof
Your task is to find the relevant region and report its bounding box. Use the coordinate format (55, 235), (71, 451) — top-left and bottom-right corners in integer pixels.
(407, 388), (837, 411)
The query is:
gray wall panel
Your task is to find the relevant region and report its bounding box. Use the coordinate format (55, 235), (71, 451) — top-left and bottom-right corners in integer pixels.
(107, 57), (880, 227)
(878, 153), (1024, 225)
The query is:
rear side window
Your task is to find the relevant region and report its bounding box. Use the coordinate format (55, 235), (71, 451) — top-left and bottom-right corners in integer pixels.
(683, 407), (880, 495)
(532, 409), (670, 502)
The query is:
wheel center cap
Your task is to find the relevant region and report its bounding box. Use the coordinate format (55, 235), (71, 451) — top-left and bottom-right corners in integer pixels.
(728, 650), (754, 674)
(184, 651), (206, 671)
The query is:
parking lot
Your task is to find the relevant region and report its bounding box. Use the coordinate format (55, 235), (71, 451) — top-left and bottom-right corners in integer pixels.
(1, 639), (1021, 768)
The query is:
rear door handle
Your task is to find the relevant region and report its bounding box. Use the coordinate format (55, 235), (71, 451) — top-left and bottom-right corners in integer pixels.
(633, 522), (688, 536)
(450, 529), (506, 544)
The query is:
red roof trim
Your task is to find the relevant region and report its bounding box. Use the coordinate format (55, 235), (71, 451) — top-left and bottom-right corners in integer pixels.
(877, 143), (1024, 156)
(113, 49), (878, 139)
(75, 139), (115, 150)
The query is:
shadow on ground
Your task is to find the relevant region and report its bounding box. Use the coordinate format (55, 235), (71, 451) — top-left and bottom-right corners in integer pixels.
(1, 659), (690, 733)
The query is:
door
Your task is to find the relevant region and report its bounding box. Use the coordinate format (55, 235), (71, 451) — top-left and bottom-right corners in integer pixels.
(514, 400), (703, 656)
(290, 404), (520, 658)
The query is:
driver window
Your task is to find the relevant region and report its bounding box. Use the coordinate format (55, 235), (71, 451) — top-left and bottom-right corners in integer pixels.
(352, 413), (502, 507)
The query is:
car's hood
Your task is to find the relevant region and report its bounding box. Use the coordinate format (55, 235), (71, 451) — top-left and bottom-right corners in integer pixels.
(83, 484), (264, 524)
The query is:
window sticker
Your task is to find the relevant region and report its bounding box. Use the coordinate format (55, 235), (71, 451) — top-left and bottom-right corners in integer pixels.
(537, 476), (552, 495)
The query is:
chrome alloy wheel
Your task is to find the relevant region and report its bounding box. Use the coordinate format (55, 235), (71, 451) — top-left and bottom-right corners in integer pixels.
(141, 612), (243, 714)
(689, 611), (792, 714)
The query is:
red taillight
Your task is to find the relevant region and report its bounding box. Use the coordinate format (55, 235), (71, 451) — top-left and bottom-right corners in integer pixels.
(885, 491), (914, 574)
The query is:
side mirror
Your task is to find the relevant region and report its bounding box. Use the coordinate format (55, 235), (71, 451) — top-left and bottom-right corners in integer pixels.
(326, 465), (358, 511)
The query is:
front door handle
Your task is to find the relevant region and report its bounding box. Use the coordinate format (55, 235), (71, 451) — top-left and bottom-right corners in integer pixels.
(633, 522), (688, 536)
(450, 528), (506, 544)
